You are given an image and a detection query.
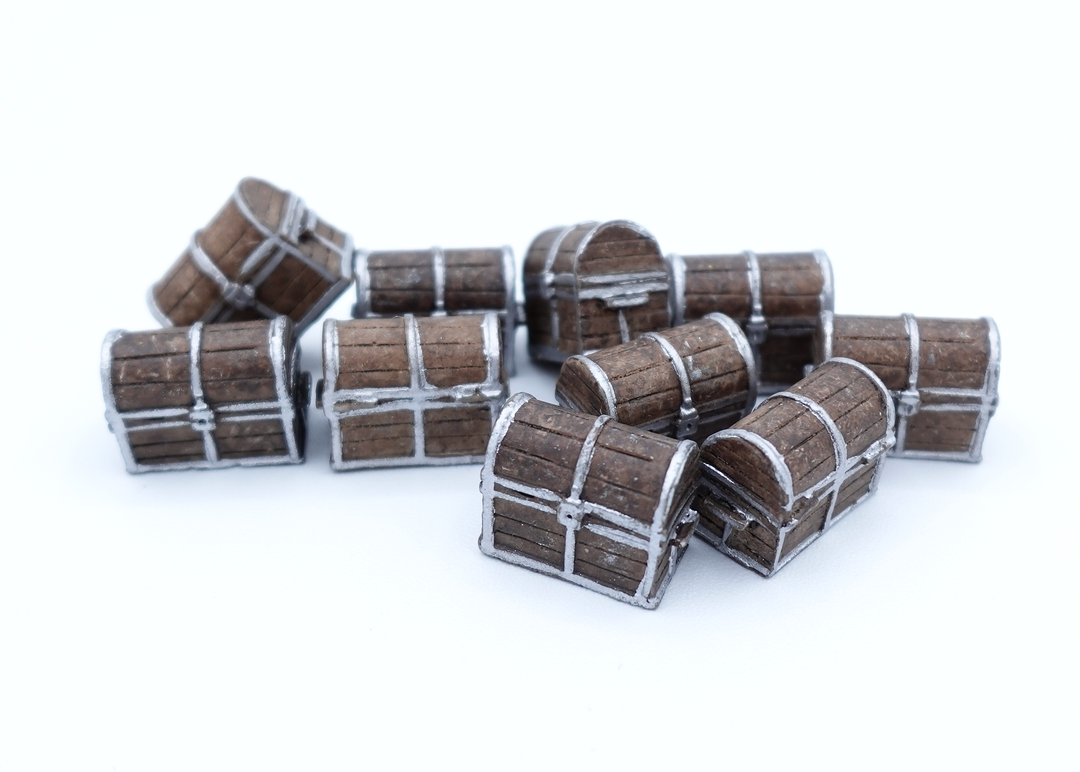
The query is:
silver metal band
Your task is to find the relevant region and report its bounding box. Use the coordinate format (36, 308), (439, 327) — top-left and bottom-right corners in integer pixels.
(187, 323), (219, 464)
(579, 355), (619, 416)
(642, 331), (698, 439)
(743, 250), (767, 345)
(813, 250), (835, 312)
(667, 253), (686, 327)
(431, 247), (447, 315)
(771, 390), (847, 525)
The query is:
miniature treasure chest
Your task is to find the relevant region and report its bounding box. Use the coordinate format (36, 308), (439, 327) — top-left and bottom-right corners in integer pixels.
(150, 177), (354, 332)
(695, 358), (894, 576)
(815, 312), (1000, 462)
(667, 250), (833, 392)
(554, 314), (757, 443)
(352, 246), (519, 374)
(102, 317), (309, 473)
(523, 221), (669, 363)
(318, 313), (507, 470)
(479, 394), (700, 609)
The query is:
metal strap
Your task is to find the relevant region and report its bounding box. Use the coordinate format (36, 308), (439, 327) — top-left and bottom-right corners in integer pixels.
(431, 247), (447, 315)
(578, 356), (618, 415)
(559, 415), (611, 575)
(642, 331), (698, 439)
(187, 323), (219, 463)
(405, 315), (427, 458)
(743, 250), (767, 345)
(772, 391), (847, 526)
(667, 253), (686, 327)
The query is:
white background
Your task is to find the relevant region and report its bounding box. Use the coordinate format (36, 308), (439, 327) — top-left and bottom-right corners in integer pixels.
(1, 2), (1077, 770)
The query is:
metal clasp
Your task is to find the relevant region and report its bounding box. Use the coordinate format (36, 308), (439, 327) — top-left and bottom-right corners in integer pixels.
(676, 404), (699, 439)
(746, 314), (768, 345)
(189, 399), (216, 431)
(223, 282), (257, 308)
(603, 292), (649, 309)
(897, 389), (921, 417)
(557, 499), (585, 530)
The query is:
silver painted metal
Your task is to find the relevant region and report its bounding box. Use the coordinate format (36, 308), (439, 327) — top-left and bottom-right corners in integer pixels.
(101, 317), (307, 473)
(526, 221), (669, 364)
(667, 253), (687, 327)
(351, 246), (519, 376)
(743, 250), (767, 345)
(171, 186), (353, 332)
(321, 312), (508, 470)
(695, 358), (895, 576)
(817, 312), (999, 462)
(478, 394), (699, 609)
(642, 331), (699, 438)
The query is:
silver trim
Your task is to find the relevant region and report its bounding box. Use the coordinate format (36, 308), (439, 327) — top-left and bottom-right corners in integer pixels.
(351, 249), (371, 318)
(431, 247), (447, 315)
(743, 250), (767, 345)
(642, 331), (698, 439)
(667, 253), (686, 327)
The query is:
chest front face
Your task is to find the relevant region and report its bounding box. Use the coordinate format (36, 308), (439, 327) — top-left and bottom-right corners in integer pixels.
(320, 313), (508, 470)
(821, 313), (1000, 462)
(102, 318), (306, 473)
(479, 396), (700, 609)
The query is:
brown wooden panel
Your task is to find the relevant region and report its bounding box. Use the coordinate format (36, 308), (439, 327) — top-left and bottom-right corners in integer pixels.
(702, 432), (787, 516)
(493, 531), (562, 569)
(417, 316), (487, 388)
(779, 498), (829, 560)
(423, 406), (491, 456)
(493, 514), (566, 554)
(904, 410), (979, 452)
(340, 411), (415, 460)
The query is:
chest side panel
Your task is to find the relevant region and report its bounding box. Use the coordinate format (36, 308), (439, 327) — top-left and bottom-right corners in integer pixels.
(700, 426), (789, 516)
(554, 356), (612, 417)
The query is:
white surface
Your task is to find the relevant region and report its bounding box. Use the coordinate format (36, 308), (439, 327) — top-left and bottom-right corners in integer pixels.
(1, 2), (1077, 770)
